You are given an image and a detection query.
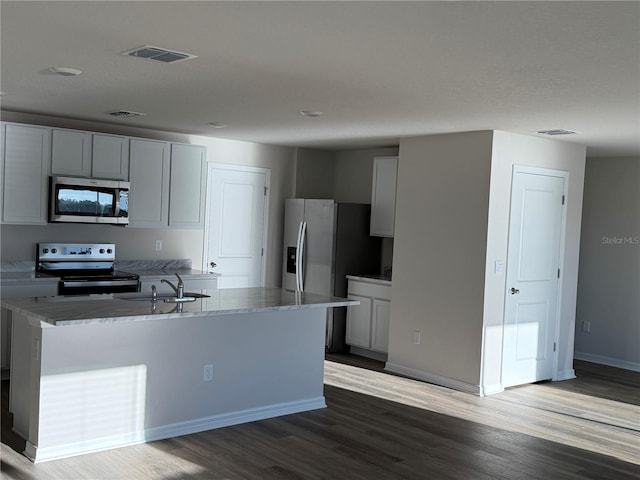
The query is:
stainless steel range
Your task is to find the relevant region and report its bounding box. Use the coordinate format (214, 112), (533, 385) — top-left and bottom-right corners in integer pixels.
(37, 243), (140, 295)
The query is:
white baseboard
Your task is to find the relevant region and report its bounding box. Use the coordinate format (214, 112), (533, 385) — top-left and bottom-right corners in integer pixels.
(555, 369), (576, 381)
(26, 397), (326, 463)
(348, 346), (388, 362)
(384, 362), (480, 395)
(480, 383), (504, 396)
(574, 352), (640, 372)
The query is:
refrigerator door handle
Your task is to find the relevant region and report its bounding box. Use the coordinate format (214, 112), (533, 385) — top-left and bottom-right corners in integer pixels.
(295, 221), (303, 291)
(299, 221), (307, 292)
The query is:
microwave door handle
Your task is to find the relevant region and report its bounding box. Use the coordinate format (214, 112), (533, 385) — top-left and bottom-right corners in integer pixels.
(113, 189), (121, 217)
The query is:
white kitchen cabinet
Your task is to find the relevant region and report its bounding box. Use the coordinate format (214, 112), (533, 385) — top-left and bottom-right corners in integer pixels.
(371, 298), (391, 352)
(92, 134), (130, 180)
(346, 276), (392, 355)
(51, 129), (130, 180)
(345, 294), (373, 349)
(51, 128), (92, 177)
(128, 138), (170, 228)
(1, 123), (51, 224)
(370, 156), (398, 237)
(169, 144), (207, 228)
(1, 279), (59, 371)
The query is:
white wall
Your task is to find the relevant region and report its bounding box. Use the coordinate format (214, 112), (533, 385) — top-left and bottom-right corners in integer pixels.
(293, 148), (335, 199)
(0, 112), (296, 287)
(333, 147), (399, 203)
(387, 131), (493, 392)
(574, 157), (640, 371)
(481, 131), (586, 393)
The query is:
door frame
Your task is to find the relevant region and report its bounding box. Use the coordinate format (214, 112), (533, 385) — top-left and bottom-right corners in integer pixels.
(201, 163), (271, 287)
(502, 164), (570, 384)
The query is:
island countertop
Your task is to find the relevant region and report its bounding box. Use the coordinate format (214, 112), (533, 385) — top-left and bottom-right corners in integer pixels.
(1, 287), (358, 327)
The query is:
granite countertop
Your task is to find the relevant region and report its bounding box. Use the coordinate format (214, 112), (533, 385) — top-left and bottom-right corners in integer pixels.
(1, 287), (358, 327)
(346, 274), (392, 286)
(0, 271), (60, 284)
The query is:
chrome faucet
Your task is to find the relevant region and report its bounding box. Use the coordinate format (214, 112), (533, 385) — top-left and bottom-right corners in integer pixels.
(161, 273), (185, 299)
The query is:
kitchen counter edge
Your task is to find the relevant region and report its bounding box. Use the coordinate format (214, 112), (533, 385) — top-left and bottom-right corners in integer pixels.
(1, 287), (358, 327)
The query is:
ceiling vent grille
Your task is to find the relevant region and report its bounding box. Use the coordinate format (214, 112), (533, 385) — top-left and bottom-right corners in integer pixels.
(122, 45), (197, 63)
(536, 129), (578, 136)
(105, 110), (147, 118)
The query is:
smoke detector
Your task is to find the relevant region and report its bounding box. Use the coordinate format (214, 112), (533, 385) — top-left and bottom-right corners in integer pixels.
(105, 110), (147, 118)
(122, 45), (197, 64)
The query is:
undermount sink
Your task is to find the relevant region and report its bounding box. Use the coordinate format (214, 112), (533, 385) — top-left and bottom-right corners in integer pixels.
(115, 292), (210, 302)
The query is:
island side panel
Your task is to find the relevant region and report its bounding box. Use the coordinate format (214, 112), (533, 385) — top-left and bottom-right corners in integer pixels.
(31, 307), (327, 462)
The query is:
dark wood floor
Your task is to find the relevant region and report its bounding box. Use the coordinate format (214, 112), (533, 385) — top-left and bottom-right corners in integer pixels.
(2, 357), (639, 479)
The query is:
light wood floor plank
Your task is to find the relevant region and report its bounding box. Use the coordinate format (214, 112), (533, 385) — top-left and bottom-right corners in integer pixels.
(1, 358), (638, 479)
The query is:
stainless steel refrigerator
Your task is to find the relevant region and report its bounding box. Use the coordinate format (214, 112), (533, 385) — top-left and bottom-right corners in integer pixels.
(282, 199), (381, 352)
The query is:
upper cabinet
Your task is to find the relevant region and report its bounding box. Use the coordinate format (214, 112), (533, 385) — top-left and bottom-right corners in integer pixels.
(51, 129), (129, 180)
(92, 134), (130, 180)
(169, 144), (206, 229)
(370, 156), (398, 237)
(51, 129), (92, 177)
(128, 138), (170, 228)
(0, 122), (206, 228)
(1, 124), (51, 225)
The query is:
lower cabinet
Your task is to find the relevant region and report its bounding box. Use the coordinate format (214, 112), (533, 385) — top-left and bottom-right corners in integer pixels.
(1, 280), (59, 371)
(346, 277), (391, 354)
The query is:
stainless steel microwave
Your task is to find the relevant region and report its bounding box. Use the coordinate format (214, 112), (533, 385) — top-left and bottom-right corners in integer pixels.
(49, 176), (130, 225)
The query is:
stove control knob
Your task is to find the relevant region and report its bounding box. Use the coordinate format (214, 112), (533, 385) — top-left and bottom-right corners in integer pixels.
(42, 248), (49, 254)
(107, 248), (113, 254)
(99, 248), (105, 254)
(51, 248), (57, 254)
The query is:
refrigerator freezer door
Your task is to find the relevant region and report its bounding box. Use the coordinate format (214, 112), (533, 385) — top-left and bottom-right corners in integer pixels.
(301, 199), (336, 297)
(282, 199), (304, 291)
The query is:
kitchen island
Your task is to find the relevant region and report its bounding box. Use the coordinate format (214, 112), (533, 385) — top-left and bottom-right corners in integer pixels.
(3, 288), (356, 463)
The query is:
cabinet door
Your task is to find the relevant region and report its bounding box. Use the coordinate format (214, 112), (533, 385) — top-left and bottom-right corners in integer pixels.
(51, 129), (92, 176)
(370, 156), (398, 237)
(2, 124), (51, 224)
(345, 294), (372, 348)
(169, 144), (206, 228)
(371, 299), (391, 353)
(128, 139), (170, 227)
(92, 134), (130, 180)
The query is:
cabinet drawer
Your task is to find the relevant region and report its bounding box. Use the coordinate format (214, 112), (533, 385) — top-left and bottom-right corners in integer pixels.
(347, 281), (391, 301)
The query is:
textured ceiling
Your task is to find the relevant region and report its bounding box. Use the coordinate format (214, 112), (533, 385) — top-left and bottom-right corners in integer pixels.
(1, 1), (639, 156)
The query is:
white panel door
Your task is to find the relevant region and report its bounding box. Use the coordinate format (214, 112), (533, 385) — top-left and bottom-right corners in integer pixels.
(502, 168), (566, 388)
(205, 164), (268, 289)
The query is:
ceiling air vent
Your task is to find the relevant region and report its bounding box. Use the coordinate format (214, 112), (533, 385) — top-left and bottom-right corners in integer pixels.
(122, 45), (197, 63)
(536, 129), (578, 136)
(105, 110), (147, 118)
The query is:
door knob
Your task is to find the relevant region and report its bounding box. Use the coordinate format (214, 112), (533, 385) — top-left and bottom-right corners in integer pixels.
(210, 261), (217, 268)
(510, 287), (520, 295)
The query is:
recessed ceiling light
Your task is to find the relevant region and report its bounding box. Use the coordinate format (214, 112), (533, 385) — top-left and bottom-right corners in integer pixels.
(208, 122), (228, 129)
(300, 110), (324, 117)
(49, 66), (82, 76)
(536, 129), (578, 136)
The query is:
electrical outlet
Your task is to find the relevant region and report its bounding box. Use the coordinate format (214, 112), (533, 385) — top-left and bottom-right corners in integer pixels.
(155, 240), (163, 251)
(203, 364), (214, 382)
(582, 321), (591, 333)
(413, 331), (421, 345)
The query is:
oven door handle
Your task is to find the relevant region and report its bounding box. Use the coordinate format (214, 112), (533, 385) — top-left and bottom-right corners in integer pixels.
(61, 279), (139, 288)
